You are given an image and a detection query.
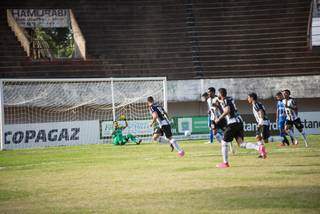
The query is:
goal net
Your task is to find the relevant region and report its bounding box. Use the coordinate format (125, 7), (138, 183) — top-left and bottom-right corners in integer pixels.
(0, 77), (166, 150)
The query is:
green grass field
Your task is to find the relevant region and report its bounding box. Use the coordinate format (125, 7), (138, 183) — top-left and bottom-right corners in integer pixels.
(0, 136), (320, 214)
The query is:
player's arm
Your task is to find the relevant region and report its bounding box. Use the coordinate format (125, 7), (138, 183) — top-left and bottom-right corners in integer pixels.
(163, 111), (171, 122)
(258, 110), (265, 127)
(215, 105), (230, 124)
(285, 99), (297, 111)
(150, 112), (158, 127)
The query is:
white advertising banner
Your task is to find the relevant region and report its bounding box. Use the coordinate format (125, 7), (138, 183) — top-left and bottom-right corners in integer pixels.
(100, 120), (153, 138)
(12, 9), (70, 28)
(4, 120), (100, 149)
(298, 112), (320, 135)
(177, 118), (192, 133)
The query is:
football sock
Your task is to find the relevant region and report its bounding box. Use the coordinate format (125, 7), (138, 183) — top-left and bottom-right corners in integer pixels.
(300, 130), (307, 143)
(215, 133), (222, 144)
(282, 136), (290, 145)
(288, 129), (296, 143)
(221, 140), (229, 163)
(209, 129), (214, 143)
(170, 139), (182, 152)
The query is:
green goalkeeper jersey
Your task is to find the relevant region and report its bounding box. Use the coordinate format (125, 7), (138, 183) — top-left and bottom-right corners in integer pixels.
(112, 126), (125, 137)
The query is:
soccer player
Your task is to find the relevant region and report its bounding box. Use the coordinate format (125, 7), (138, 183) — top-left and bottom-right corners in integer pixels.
(282, 89), (308, 147)
(247, 93), (270, 143)
(112, 119), (142, 145)
(214, 88), (267, 168)
(247, 93), (270, 157)
(209, 98), (227, 144)
(275, 92), (290, 146)
(201, 92), (214, 144)
(147, 96), (185, 157)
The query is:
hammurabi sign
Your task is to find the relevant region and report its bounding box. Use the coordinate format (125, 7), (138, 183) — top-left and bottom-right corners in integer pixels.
(11, 9), (70, 28)
(4, 120), (100, 149)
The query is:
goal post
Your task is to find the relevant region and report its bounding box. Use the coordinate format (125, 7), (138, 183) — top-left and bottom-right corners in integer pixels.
(0, 77), (167, 150)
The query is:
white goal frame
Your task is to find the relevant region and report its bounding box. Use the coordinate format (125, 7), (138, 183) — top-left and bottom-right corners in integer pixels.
(0, 77), (167, 150)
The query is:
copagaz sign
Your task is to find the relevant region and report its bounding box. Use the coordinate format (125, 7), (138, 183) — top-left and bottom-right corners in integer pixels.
(4, 120), (100, 149)
(11, 9), (70, 28)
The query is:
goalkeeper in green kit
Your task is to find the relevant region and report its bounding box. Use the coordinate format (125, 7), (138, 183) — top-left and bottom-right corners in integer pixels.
(112, 115), (142, 145)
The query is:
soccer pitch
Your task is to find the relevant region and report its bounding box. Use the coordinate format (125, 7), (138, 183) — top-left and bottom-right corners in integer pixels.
(0, 136), (320, 214)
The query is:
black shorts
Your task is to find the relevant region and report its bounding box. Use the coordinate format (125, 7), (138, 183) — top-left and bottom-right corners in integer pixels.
(285, 118), (304, 131)
(257, 125), (270, 140)
(211, 119), (227, 131)
(154, 125), (173, 139)
(223, 122), (244, 142)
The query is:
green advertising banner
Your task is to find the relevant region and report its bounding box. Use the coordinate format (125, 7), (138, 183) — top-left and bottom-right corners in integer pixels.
(191, 116), (209, 133)
(173, 113), (279, 136)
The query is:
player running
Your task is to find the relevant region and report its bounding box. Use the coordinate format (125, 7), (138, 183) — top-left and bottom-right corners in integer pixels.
(247, 93), (270, 144)
(275, 92), (290, 146)
(282, 89), (308, 147)
(247, 93), (270, 158)
(214, 88), (267, 168)
(147, 96), (185, 157)
(112, 118), (142, 146)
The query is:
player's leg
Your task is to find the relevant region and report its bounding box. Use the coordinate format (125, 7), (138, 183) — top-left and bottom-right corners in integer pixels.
(164, 125), (184, 156)
(120, 135), (128, 145)
(153, 128), (169, 143)
(238, 124), (267, 158)
(257, 125), (270, 158)
(294, 118), (308, 147)
(238, 123), (259, 151)
(285, 121), (297, 145)
(216, 125), (233, 168)
(239, 137), (267, 159)
(279, 120), (289, 146)
(213, 128), (223, 144)
(262, 125), (270, 144)
(153, 128), (174, 151)
(215, 120), (226, 144)
(112, 135), (121, 145)
(126, 133), (142, 145)
(209, 129), (214, 144)
(208, 116), (214, 144)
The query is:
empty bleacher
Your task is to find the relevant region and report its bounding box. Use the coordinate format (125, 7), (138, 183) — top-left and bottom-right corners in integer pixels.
(0, 0), (319, 79)
(192, 0), (320, 78)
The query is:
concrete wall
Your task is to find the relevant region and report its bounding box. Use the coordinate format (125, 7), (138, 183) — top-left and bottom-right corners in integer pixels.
(168, 98), (320, 117)
(167, 75), (320, 117)
(167, 75), (320, 102)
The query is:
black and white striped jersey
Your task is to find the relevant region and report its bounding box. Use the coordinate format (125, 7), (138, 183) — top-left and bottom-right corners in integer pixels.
(150, 103), (170, 127)
(220, 97), (242, 125)
(252, 102), (270, 125)
(282, 97), (298, 121)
